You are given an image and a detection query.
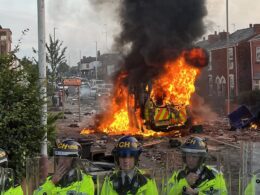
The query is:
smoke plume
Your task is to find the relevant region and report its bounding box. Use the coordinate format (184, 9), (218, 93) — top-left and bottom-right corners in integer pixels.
(115, 0), (208, 85)
(190, 94), (218, 123)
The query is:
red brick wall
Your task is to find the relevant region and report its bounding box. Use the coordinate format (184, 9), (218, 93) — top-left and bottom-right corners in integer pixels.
(251, 39), (260, 76)
(237, 42), (252, 93)
(196, 43), (252, 114)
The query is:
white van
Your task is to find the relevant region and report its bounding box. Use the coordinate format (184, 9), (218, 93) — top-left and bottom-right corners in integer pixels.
(90, 80), (105, 87)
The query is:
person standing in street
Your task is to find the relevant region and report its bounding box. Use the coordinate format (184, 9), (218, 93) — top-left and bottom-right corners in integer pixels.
(165, 137), (227, 195)
(34, 139), (94, 195)
(101, 135), (158, 195)
(0, 148), (23, 195)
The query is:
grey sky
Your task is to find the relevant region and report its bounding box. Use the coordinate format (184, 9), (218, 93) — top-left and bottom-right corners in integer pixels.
(0, 0), (260, 66)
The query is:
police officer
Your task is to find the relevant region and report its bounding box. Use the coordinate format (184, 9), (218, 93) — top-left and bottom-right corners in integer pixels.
(244, 173), (260, 195)
(101, 136), (158, 195)
(0, 148), (23, 195)
(34, 139), (94, 195)
(165, 137), (227, 195)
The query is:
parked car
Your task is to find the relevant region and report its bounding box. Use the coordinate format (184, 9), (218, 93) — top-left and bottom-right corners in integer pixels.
(90, 79), (105, 87)
(96, 87), (111, 98)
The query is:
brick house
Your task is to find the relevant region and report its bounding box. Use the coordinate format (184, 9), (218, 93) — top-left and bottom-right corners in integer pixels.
(79, 53), (122, 80)
(0, 25), (12, 55)
(196, 24), (260, 113)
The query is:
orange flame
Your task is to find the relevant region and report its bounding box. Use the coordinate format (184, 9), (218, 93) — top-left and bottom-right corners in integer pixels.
(80, 48), (205, 136)
(250, 123), (258, 130)
(151, 50), (200, 106)
(80, 128), (95, 135)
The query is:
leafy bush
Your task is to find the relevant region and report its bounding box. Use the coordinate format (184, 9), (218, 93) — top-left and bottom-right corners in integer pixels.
(0, 54), (45, 181)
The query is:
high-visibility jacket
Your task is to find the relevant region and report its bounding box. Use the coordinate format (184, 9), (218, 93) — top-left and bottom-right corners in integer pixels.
(4, 185), (23, 195)
(165, 165), (227, 195)
(34, 171), (94, 195)
(101, 169), (158, 195)
(245, 174), (260, 195)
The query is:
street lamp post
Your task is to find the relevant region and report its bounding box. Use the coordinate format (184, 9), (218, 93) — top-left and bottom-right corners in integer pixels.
(226, 0), (230, 114)
(95, 41), (98, 80)
(37, 0), (48, 156)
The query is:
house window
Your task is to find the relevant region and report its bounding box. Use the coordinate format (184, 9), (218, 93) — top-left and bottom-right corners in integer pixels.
(208, 75), (213, 96)
(0, 35), (7, 41)
(256, 47), (260, 62)
(215, 76), (221, 97)
(253, 80), (260, 90)
(208, 52), (212, 71)
(220, 76), (226, 97)
(228, 47), (234, 69)
(229, 74), (235, 97)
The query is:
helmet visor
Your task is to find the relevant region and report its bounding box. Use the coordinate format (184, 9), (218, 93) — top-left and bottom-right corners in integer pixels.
(54, 149), (79, 157)
(181, 147), (207, 154)
(117, 149), (139, 158)
(183, 152), (206, 157)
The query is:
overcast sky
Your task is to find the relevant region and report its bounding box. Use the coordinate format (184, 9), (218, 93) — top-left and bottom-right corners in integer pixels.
(0, 0), (260, 66)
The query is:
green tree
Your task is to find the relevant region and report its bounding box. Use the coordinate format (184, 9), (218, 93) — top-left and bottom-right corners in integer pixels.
(57, 61), (70, 78)
(46, 35), (67, 95)
(0, 54), (45, 181)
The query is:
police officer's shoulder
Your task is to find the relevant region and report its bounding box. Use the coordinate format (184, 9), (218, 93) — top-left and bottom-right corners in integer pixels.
(142, 172), (152, 180)
(82, 172), (93, 179)
(108, 170), (120, 181)
(205, 165), (221, 175)
(176, 169), (186, 181)
(134, 171), (149, 187)
(136, 169), (152, 180)
(205, 165), (221, 176)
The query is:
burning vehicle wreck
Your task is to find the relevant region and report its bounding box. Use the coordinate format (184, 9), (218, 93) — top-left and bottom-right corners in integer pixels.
(81, 48), (208, 135)
(130, 48), (208, 132)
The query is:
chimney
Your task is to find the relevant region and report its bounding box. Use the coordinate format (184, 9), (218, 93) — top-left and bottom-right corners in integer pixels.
(203, 37), (206, 41)
(208, 33), (219, 44)
(97, 50), (101, 59)
(249, 24), (253, 28)
(253, 24), (260, 34)
(219, 31), (228, 40)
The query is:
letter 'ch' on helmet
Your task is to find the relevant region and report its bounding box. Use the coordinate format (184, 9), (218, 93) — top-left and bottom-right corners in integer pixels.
(112, 136), (142, 164)
(181, 137), (208, 154)
(0, 148), (7, 165)
(54, 139), (82, 158)
(181, 137), (208, 164)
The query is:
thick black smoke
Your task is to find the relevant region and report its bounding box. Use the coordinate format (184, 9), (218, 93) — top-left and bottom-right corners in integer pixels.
(115, 0), (208, 85)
